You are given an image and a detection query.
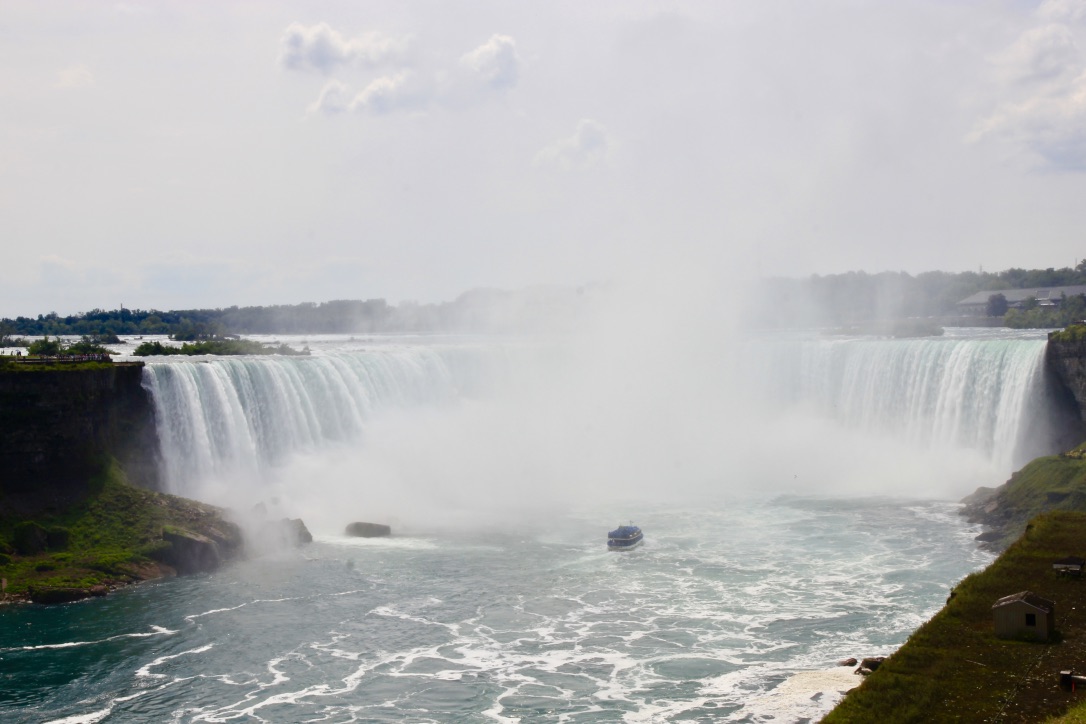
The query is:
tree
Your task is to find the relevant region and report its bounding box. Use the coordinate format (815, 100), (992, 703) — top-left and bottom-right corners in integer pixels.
(986, 293), (1009, 317)
(27, 336), (64, 356)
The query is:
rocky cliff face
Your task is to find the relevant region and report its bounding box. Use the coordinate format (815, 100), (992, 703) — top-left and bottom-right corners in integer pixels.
(1047, 335), (1086, 423)
(0, 363), (160, 514)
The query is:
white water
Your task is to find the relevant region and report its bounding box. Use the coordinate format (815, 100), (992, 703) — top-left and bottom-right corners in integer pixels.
(743, 329), (1056, 473)
(138, 330), (1056, 505)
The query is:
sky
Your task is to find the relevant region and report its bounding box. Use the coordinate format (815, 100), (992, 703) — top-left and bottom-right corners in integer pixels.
(3, 0), (1086, 317)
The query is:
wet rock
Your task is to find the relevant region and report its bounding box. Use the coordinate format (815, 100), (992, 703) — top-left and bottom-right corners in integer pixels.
(259, 518), (312, 547)
(345, 521), (391, 538)
(860, 655), (886, 672)
(156, 527), (223, 574)
(28, 584), (109, 605)
(838, 658), (858, 667)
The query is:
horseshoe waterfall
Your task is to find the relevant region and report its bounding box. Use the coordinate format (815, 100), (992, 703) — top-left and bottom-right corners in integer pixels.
(5, 329), (1073, 723)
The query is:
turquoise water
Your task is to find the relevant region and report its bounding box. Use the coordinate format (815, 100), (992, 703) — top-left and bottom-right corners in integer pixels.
(0, 498), (989, 723)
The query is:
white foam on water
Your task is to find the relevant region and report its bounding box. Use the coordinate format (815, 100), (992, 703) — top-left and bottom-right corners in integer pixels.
(1, 626), (178, 652)
(314, 534), (438, 550)
(136, 644), (215, 679)
(733, 666), (861, 721)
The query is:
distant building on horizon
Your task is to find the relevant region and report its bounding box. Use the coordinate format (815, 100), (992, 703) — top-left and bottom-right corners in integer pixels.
(957, 285), (1086, 316)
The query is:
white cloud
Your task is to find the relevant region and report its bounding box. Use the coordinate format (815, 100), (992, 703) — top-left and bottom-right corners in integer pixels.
(998, 24), (1080, 83)
(306, 79), (350, 115)
(1039, 0), (1086, 23)
(350, 73), (423, 114)
(279, 22), (409, 73)
(55, 65), (94, 89)
(534, 119), (613, 170)
(971, 10), (1086, 170)
(972, 69), (1086, 170)
(459, 34), (520, 90)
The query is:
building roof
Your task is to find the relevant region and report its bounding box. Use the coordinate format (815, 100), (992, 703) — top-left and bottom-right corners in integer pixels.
(958, 285), (1086, 307)
(992, 591), (1055, 612)
(1054, 556), (1086, 567)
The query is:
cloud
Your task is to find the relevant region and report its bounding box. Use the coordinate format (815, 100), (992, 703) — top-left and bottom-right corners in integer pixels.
(306, 74), (427, 116)
(350, 73), (423, 114)
(534, 119), (613, 170)
(1039, 0), (1086, 23)
(301, 34), (520, 117)
(459, 34), (520, 90)
(971, 69), (1086, 170)
(55, 65), (94, 89)
(971, 10), (1086, 170)
(307, 79), (351, 115)
(998, 24), (1080, 83)
(279, 22), (409, 73)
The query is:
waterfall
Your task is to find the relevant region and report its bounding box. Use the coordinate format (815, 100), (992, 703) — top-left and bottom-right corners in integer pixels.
(141, 345), (506, 494)
(745, 334), (1055, 471)
(141, 332), (1065, 499)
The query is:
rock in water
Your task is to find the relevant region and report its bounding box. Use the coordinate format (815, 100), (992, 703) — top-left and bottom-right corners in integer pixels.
(345, 521), (391, 538)
(156, 527), (223, 574)
(254, 518), (313, 548)
(857, 656), (886, 675)
(282, 518), (312, 545)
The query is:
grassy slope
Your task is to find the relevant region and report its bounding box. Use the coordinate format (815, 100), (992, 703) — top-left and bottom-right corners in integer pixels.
(0, 459), (230, 599)
(965, 445), (1086, 551)
(825, 511), (1086, 723)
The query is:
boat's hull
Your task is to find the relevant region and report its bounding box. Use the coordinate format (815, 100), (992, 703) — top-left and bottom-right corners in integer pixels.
(607, 534), (644, 551)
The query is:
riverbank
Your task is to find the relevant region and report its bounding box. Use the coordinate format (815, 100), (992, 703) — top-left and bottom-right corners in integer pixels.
(960, 442), (1086, 552)
(0, 459), (244, 604)
(823, 437), (1086, 721)
(824, 509), (1086, 721)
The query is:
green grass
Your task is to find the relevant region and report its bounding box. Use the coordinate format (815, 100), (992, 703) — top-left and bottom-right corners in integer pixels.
(968, 443), (1086, 550)
(0, 458), (227, 600)
(1, 361), (116, 373)
(825, 511), (1086, 723)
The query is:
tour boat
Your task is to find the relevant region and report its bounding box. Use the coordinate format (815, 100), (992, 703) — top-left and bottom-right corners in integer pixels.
(607, 523), (643, 551)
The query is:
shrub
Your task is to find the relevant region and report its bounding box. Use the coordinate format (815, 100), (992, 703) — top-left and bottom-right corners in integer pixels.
(133, 340), (179, 356)
(27, 337), (64, 356)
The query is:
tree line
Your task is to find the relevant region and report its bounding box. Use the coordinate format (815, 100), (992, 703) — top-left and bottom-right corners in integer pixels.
(0, 287), (588, 342)
(752, 262), (1086, 327)
(3, 263), (1086, 341)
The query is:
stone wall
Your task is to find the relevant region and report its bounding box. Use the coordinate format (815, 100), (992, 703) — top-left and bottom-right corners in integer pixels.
(0, 363), (159, 514)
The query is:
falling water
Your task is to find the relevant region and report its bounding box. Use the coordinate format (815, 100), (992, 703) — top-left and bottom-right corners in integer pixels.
(141, 343), (511, 494)
(744, 331), (1057, 471)
(141, 330), (1064, 499)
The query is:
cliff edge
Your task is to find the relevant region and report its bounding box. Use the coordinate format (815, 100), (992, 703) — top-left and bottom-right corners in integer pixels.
(0, 362), (249, 604)
(0, 362), (160, 514)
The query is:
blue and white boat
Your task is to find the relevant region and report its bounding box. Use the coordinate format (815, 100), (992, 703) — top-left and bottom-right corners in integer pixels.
(607, 523), (643, 551)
